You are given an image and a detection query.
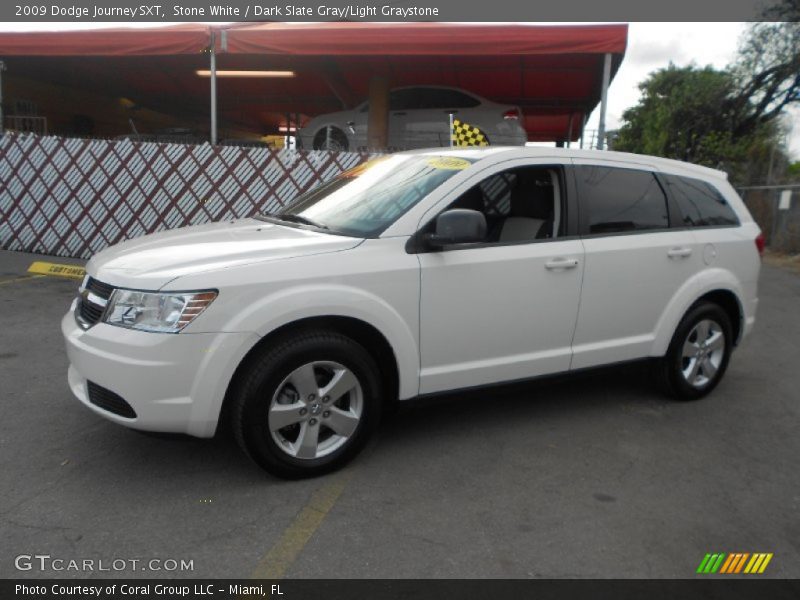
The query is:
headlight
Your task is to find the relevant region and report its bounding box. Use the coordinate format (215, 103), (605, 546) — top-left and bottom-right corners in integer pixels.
(103, 289), (217, 333)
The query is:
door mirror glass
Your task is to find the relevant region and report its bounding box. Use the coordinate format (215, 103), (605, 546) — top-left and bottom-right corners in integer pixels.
(427, 209), (487, 247)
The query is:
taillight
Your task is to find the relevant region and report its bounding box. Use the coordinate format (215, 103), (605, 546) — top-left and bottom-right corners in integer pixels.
(503, 108), (520, 120)
(755, 232), (765, 257)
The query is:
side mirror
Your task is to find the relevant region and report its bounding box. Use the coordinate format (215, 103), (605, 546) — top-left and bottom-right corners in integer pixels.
(425, 209), (487, 248)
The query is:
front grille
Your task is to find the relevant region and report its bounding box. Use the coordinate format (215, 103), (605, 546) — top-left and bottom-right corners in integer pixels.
(86, 277), (114, 299)
(78, 299), (104, 324)
(87, 381), (137, 418)
(75, 277), (114, 328)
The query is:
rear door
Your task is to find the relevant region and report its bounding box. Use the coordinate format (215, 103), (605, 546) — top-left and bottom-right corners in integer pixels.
(570, 161), (701, 369)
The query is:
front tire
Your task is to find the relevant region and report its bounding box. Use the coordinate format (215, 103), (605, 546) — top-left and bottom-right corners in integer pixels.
(658, 301), (733, 400)
(231, 331), (382, 478)
(312, 127), (349, 151)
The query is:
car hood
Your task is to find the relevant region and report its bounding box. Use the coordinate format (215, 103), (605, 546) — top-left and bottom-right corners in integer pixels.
(87, 218), (363, 290)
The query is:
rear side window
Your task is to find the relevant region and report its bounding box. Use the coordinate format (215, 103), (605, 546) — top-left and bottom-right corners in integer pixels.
(576, 166), (669, 234)
(664, 174), (740, 227)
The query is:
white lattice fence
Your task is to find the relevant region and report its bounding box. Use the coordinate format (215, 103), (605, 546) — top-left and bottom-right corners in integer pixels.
(0, 134), (372, 259)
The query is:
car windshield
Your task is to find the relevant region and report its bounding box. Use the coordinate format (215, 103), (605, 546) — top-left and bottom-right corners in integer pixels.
(266, 154), (476, 237)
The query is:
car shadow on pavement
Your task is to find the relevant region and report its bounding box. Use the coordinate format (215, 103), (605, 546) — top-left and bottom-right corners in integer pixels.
(73, 360), (663, 481)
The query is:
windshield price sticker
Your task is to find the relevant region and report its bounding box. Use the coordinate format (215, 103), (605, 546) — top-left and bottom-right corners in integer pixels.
(427, 157), (472, 170)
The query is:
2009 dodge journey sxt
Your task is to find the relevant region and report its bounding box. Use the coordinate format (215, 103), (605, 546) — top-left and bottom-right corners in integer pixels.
(63, 147), (762, 478)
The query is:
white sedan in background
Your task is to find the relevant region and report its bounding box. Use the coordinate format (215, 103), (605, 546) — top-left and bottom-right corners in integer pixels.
(296, 85), (528, 151)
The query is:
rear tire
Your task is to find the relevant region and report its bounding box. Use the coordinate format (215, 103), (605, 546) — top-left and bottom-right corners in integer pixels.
(658, 301), (733, 401)
(230, 331), (381, 479)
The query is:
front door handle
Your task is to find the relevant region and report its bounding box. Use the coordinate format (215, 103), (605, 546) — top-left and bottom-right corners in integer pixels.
(667, 247), (693, 259)
(545, 258), (579, 270)
(393, 112), (407, 116)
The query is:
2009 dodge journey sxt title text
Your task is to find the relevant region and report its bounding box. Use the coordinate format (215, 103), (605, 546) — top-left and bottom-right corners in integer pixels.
(63, 147), (762, 478)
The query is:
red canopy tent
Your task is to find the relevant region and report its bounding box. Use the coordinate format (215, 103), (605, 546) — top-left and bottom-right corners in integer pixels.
(0, 23), (627, 142)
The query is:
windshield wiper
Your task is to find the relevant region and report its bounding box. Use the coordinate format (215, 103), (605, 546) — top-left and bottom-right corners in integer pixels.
(258, 213), (329, 230)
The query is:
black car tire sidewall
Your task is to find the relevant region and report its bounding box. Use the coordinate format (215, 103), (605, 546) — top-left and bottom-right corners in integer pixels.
(234, 332), (382, 478)
(663, 302), (733, 400)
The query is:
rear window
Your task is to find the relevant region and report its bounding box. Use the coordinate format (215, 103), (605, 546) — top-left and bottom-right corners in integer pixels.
(664, 174), (740, 227)
(576, 166), (669, 234)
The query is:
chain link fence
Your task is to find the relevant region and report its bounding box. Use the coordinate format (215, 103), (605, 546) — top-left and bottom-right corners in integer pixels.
(739, 185), (800, 254)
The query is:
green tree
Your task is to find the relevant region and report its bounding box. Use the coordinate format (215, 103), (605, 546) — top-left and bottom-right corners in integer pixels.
(614, 65), (733, 161)
(614, 14), (799, 185)
(729, 19), (800, 139)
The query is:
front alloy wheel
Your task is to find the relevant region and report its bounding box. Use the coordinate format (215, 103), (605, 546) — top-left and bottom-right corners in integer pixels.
(231, 331), (382, 478)
(268, 361), (363, 460)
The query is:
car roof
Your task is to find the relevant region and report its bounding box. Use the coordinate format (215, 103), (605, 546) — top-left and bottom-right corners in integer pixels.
(401, 146), (728, 181)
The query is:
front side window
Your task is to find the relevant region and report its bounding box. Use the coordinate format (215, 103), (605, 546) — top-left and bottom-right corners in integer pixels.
(664, 174), (740, 227)
(576, 166), (669, 234)
(269, 155), (475, 238)
(427, 166), (562, 244)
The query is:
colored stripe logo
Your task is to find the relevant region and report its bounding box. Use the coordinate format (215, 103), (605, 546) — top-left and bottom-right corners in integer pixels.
(696, 553), (773, 574)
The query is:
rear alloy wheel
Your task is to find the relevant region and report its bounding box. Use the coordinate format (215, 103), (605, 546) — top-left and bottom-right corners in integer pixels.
(658, 302), (733, 400)
(231, 331), (381, 478)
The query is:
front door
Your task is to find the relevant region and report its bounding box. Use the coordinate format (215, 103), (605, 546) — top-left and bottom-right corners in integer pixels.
(416, 164), (584, 394)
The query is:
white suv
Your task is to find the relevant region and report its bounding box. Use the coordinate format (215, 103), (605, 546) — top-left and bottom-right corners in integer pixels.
(62, 148), (762, 478)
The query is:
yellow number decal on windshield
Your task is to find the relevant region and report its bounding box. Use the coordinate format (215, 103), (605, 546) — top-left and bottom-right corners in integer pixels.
(426, 157), (472, 170)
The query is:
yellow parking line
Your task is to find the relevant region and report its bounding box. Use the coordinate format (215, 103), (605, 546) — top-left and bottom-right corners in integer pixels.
(249, 471), (353, 579)
(27, 261), (86, 280)
(0, 274), (46, 286)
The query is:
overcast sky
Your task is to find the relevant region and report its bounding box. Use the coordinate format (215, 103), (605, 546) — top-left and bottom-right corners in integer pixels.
(586, 22), (800, 158)
(2, 21), (798, 157)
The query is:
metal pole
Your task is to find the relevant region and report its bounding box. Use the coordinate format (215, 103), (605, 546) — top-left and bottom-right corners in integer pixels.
(209, 31), (218, 145)
(0, 60), (6, 135)
(597, 53), (612, 150)
(449, 112), (454, 148)
(566, 112), (574, 149)
(579, 114), (586, 149)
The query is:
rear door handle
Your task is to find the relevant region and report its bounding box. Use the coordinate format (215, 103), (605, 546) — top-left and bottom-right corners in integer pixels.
(667, 247), (693, 259)
(393, 112), (407, 116)
(545, 258), (579, 270)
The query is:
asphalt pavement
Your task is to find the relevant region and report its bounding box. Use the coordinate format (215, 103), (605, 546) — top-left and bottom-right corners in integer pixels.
(1, 249), (798, 579)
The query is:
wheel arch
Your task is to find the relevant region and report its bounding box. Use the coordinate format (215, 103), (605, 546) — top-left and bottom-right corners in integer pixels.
(653, 271), (746, 357)
(218, 315), (402, 432)
(693, 289), (743, 345)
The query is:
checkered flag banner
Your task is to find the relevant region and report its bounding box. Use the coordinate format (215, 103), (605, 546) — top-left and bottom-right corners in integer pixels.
(451, 119), (489, 147)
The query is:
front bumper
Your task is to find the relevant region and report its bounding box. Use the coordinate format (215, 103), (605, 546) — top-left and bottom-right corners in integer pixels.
(62, 307), (258, 437)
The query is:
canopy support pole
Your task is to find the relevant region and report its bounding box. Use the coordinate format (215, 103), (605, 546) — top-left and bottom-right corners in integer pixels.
(0, 60), (5, 135)
(366, 76), (389, 151)
(209, 31), (218, 146)
(566, 112), (574, 148)
(579, 114), (587, 149)
(597, 52), (611, 150)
